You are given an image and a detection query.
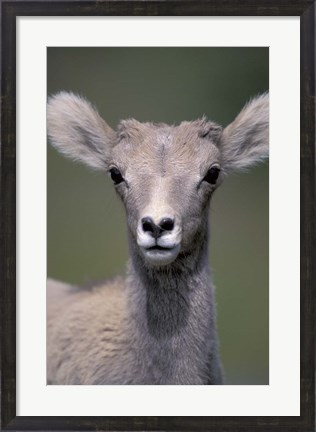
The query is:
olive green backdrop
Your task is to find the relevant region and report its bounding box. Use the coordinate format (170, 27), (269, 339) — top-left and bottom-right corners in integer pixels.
(47, 47), (269, 385)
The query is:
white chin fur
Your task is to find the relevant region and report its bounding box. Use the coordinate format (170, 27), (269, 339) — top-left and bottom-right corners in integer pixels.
(141, 244), (180, 266)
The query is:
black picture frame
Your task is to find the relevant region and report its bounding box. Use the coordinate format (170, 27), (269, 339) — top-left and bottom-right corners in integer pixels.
(1, 1), (315, 431)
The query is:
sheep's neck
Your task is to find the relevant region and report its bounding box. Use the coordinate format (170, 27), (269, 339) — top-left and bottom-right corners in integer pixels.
(126, 227), (219, 384)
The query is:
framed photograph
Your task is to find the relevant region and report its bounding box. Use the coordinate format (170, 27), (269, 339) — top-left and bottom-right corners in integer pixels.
(46, 46), (269, 388)
(1, 1), (315, 431)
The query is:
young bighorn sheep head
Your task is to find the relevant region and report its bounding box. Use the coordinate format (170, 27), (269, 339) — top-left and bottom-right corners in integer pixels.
(47, 92), (269, 267)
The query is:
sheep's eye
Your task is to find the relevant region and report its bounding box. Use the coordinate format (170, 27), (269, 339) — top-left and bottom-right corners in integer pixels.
(109, 167), (124, 185)
(203, 166), (221, 184)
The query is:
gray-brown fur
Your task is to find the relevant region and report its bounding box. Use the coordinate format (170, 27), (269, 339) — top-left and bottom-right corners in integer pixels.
(47, 92), (269, 384)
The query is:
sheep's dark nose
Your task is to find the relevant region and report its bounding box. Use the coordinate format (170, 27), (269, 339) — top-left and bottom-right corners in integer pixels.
(141, 217), (174, 239)
(159, 217), (174, 232)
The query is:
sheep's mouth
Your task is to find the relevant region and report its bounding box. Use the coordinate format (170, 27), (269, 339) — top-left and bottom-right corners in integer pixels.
(141, 243), (181, 266)
(147, 245), (173, 251)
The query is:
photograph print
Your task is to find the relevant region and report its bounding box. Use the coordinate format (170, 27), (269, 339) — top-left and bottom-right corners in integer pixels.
(47, 47), (269, 385)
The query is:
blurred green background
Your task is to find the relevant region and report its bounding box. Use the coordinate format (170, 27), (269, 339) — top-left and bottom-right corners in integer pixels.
(47, 47), (269, 385)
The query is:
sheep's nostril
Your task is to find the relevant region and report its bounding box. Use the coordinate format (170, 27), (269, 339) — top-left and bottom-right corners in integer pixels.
(159, 218), (174, 232)
(141, 217), (155, 234)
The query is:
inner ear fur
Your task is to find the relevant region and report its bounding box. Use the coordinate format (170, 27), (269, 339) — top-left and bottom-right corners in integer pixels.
(47, 92), (116, 170)
(219, 93), (269, 172)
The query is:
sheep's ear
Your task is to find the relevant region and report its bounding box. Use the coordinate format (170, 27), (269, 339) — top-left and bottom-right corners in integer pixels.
(47, 92), (116, 170)
(219, 93), (269, 172)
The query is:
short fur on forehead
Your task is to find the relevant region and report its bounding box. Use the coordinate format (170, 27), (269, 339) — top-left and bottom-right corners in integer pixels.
(117, 117), (222, 146)
(177, 118), (222, 144)
(117, 119), (150, 141)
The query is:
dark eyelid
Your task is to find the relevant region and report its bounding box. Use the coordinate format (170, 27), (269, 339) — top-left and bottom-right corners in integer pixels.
(109, 167), (124, 183)
(197, 164), (221, 188)
(109, 166), (130, 188)
(203, 164), (220, 177)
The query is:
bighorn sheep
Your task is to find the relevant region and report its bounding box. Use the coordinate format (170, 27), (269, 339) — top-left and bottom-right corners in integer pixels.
(47, 92), (269, 385)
